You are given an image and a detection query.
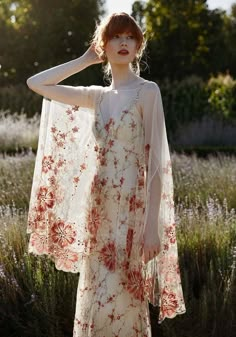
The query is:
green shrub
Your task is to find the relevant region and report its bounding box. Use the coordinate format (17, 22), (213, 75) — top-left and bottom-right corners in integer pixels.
(171, 145), (236, 157)
(206, 73), (236, 120)
(0, 152), (236, 336)
(159, 75), (209, 136)
(1, 74), (236, 133)
(171, 115), (236, 147)
(0, 111), (39, 153)
(0, 154), (35, 209)
(172, 152), (236, 210)
(0, 208), (78, 337)
(0, 197), (235, 337)
(151, 197), (236, 337)
(0, 84), (42, 118)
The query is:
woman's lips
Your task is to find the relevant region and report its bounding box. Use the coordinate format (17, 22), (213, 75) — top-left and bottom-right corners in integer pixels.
(118, 49), (129, 55)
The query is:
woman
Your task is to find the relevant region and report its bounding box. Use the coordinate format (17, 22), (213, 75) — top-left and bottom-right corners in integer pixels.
(27, 12), (186, 337)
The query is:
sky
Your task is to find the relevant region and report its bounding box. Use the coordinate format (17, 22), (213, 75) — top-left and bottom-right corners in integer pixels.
(105, 0), (235, 16)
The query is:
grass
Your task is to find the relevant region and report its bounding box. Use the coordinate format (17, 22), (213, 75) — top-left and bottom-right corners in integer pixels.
(0, 154), (35, 209)
(0, 207), (78, 337)
(0, 152), (236, 337)
(1, 151), (236, 210)
(172, 115), (236, 147)
(172, 151), (236, 210)
(0, 111), (39, 153)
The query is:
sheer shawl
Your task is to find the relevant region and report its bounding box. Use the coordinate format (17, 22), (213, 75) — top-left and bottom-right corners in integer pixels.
(27, 82), (186, 323)
(27, 86), (103, 272)
(141, 82), (186, 322)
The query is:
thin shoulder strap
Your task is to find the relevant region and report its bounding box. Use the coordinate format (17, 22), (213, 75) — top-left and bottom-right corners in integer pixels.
(126, 80), (149, 110)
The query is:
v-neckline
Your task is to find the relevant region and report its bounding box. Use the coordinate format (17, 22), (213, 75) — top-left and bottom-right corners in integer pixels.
(96, 81), (146, 132)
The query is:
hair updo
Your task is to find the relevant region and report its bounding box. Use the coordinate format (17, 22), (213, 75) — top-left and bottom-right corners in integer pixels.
(91, 12), (146, 77)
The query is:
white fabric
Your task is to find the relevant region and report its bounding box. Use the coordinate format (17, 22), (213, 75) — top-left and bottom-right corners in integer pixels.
(27, 80), (186, 330)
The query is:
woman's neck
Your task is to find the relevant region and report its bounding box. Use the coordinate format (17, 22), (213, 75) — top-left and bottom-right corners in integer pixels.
(109, 63), (139, 90)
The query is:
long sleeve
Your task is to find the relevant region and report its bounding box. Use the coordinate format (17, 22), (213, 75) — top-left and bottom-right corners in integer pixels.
(42, 85), (103, 108)
(141, 82), (186, 323)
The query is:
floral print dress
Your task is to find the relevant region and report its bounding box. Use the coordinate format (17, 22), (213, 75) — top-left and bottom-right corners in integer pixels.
(27, 81), (186, 337)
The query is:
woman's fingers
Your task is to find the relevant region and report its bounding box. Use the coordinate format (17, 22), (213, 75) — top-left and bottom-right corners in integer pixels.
(143, 245), (159, 263)
(83, 44), (103, 65)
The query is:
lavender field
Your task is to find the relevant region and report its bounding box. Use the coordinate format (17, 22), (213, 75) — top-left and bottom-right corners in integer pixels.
(0, 113), (235, 337)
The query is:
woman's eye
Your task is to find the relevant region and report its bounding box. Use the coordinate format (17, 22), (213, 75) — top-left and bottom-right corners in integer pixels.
(127, 35), (134, 39)
(113, 34), (120, 39)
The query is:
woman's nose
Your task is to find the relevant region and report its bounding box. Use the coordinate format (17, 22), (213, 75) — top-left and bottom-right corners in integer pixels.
(120, 38), (128, 46)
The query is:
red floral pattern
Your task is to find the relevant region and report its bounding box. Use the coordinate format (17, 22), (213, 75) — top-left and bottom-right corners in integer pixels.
(28, 85), (186, 337)
(126, 228), (134, 258)
(125, 268), (145, 301)
(54, 248), (79, 271)
(30, 232), (49, 254)
(86, 207), (101, 236)
(160, 287), (179, 318)
(50, 220), (76, 248)
(42, 155), (54, 173)
(37, 186), (55, 211)
(99, 241), (116, 271)
(165, 225), (176, 244)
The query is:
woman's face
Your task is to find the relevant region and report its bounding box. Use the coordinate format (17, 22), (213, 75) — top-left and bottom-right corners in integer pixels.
(104, 31), (138, 65)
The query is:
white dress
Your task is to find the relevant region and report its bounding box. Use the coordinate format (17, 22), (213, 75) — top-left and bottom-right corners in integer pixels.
(27, 80), (186, 337)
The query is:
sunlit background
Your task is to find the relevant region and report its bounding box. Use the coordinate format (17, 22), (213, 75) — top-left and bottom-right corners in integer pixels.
(0, 1), (236, 337)
(105, 0), (234, 15)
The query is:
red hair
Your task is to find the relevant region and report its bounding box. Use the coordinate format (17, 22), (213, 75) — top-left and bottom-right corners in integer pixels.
(92, 12), (146, 75)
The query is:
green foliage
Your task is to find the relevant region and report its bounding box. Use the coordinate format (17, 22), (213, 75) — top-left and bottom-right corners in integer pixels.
(0, 0), (105, 86)
(134, 0), (235, 81)
(131, 0), (146, 29)
(158, 75), (209, 135)
(172, 113), (236, 149)
(0, 110), (39, 154)
(156, 74), (236, 141)
(0, 154), (34, 209)
(151, 200), (236, 337)
(0, 211), (78, 337)
(172, 146), (236, 157)
(145, 0), (226, 79)
(1, 74), (236, 149)
(1, 150), (236, 219)
(224, 4), (236, 77)
(0, 84), (42, 117)
(206, 73), (236, 119)
(172, 152), (236, 210)
(1, 0), (236, 87)
(0, 162), (236, 336)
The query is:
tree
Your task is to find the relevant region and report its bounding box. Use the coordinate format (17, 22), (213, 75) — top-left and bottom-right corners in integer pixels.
(132, 0), (228, 81)
(224, 3), (236, 77)
(0, 0), (105, 85)
(131, 0), (146, 29)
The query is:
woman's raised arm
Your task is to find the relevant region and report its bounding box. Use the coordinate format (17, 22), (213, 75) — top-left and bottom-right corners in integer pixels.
(26, 46), (103, 107)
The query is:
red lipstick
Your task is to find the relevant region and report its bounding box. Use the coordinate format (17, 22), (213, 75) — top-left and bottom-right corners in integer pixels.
(118, 49), (129, 55)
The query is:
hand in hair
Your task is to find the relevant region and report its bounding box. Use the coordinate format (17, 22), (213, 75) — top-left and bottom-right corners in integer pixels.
(83, 44), (104, 65)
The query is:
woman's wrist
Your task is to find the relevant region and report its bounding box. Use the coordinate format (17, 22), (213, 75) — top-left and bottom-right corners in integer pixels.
(27, 55), (92, 87)
(79, 53), (95, 67)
